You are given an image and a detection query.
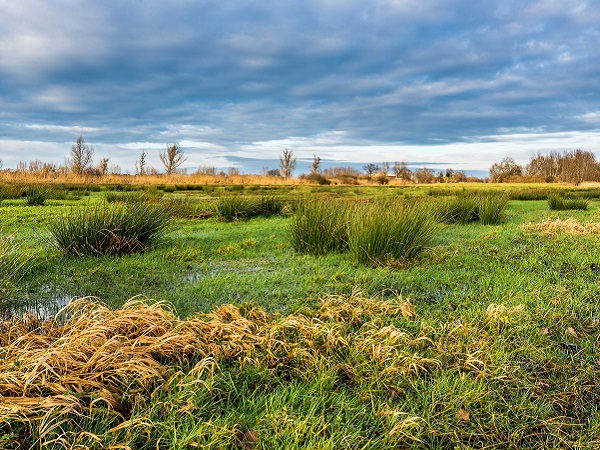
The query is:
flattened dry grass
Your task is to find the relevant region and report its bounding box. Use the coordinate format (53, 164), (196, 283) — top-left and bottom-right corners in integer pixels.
(522, 217), (600, 235)
(2, 290), (600, 448)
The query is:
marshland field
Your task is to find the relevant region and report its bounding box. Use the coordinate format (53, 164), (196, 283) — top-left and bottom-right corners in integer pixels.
(3, 180), (600, 448)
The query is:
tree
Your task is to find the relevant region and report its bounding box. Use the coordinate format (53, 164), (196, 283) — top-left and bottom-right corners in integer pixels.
(393, 161), (412, 182)
(489, 157), (522, 182)
(279, 149), (297, 179)
(160, 143), (186, 175)
(70, 135), (94, 175)
(135, 151), (148, 176)
(561, 149), (598, 185)
(413, 167), (435, 184)
(311, 154), (321, 174)
(98, 158), (110, 176)
(363, 163), (380, 179)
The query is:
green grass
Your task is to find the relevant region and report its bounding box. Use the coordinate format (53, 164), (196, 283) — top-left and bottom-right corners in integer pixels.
(349, 199), (439, 267)
(4, 183), (600, 447)
(290, 199), (349, 255)
(48, 202), (173, 256)
(548, 195), (589, 211)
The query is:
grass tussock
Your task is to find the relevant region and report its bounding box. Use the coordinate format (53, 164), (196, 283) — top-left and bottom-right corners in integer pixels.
(548, 195), (589, 211)
(349, 200), (438, 267)
(0, 235), (30, 299)
(290, 199), (350, 255)
(439, 192), (508, 225)
(522, 217), (600, 235)
(215, 196), (285, 221)
(48, 202), (172, 256)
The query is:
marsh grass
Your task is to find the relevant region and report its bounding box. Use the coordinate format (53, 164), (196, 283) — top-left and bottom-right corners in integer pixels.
(349, 200), (438, 267)
(4, 289), (597, 448)
(439, 192), (508, 225)
(215, 196), (285, 221)
(24, 186), (48, 206)
(548, 195), (589, 211)
(439, 196), (479, 224)
(290, 199), (349, 255)
(48, 202), (172, 256)
(104, 189), (164, 204)
(0, 235), (30, 299)
(478, 192), (509, 225)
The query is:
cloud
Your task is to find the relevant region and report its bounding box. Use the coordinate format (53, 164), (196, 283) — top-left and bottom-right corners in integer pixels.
(1, 1), (600, 173)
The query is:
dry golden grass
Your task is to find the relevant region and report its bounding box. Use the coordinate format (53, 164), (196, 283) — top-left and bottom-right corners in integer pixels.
(0, 291), (427, 421)
(521, 217), (600, 235)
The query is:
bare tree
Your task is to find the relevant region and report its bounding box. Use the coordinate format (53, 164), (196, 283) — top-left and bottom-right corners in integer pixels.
(70, 135), (94, 175)
(135, 151), (148, 176)
(311, 154), (321, 174)
(489, 157), (522, 182)
(279, 148), (297, 179)
(98, 158), (110, 176)
(363, 163), (380, 179)
(160, 143), (186, 175)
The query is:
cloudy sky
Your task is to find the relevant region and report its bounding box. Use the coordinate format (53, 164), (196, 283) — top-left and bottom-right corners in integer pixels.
(1, 0), (600, 176)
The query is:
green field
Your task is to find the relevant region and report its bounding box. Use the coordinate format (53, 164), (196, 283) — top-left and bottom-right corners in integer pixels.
(2, 183), (600, 448)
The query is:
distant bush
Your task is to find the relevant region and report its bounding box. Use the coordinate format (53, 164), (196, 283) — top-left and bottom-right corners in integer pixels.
(49, 203), (172, 256)
(548, 195), (588, 211)
(305, 173), (331, 185)
(291, 200), (349, 255)
(349, 200), (438, 267)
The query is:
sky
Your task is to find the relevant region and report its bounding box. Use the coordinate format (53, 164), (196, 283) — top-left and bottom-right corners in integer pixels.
(1, 0), (600, 177)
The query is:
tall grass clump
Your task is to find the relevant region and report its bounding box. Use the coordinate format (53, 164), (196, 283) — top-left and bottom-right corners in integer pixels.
(24, 186), (48, 206)
(215, 196), (285, 221)
(478, 193), (509, 225)
(438, 196), (479, 224)
(548, 195), (588, 211)
(48, 203), (172, 256)
(0, 235), (30, 299)
(215, 196), (257, 221)
(291, 199), (349, 255)
(105, 190), (164, 204)
(348, 200), (438, 267)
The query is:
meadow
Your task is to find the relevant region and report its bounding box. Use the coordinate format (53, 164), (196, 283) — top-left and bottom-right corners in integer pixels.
(2, 181), (600, 448)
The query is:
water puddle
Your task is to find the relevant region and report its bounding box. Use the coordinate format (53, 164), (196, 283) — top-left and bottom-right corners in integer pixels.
(0, 293), (76, 321)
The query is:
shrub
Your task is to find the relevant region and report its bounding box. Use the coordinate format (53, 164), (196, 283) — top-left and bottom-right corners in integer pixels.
(291, 200), (349, 255)
(306, 173), (331, 185)
(548, 195), (588, 211)
(24, 186), (48, 206)
(478, 193), (509, 225)
(348, 200), (438, 267)
(48, 203), (172, 256)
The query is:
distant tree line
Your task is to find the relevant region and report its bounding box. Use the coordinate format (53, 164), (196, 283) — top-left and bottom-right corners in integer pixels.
(490, 149), (599, 184)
